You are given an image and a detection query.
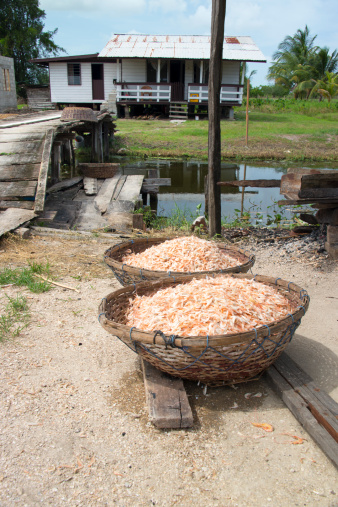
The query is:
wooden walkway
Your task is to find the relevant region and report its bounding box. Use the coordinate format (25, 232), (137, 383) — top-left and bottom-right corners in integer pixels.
(0, 111), (145, 236)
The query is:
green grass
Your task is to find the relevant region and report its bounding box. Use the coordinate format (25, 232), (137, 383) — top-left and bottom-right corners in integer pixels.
(0, 262), (52, 293)
(112, 100), (338, 161)
(0, 294), (30, 341)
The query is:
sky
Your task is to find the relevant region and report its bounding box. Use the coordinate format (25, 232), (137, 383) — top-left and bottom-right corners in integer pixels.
(40, 0), (338, 87)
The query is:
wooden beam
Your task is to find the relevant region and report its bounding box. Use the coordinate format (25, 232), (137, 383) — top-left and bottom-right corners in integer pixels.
(34, 129), (54, 213)
(141, 183), (159, 193)
(218, 179), (280, 188)
(208, 0), (226, 237)
(47, 176), (83, 194)
(143, 178), (171, 186)
(142, 360), (193, 429)
(0, 200), (34, 210)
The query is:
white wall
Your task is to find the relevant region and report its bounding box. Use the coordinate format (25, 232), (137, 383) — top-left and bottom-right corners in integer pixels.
(121, 59), (146, 82)
(221, 61), (240, 84)
(49, 62), (117, 103)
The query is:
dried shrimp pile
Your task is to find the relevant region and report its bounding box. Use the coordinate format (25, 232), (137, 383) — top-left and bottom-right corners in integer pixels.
(122, 236), (239, 272)
(126, 277), (297, 337)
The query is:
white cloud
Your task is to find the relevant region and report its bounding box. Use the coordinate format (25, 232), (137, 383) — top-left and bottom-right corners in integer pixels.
(186, 5), (212, 33)
(40, 0), (146, 14)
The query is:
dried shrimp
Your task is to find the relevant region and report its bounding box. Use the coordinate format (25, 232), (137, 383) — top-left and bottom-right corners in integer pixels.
(126, 276), (297, 337)
(122, 236), (239, 272)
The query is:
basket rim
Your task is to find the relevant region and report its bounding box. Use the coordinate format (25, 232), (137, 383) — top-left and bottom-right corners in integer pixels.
(104, 237), (255, 277)
(99, 272), (310, 349)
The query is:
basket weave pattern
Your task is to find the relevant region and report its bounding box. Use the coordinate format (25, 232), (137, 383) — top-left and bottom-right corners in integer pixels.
(99, 274), (309, 386)
(104, 238), (255, 286)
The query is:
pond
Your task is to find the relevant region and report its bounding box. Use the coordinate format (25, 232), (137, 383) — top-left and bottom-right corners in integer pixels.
(113, 158), (337, 225)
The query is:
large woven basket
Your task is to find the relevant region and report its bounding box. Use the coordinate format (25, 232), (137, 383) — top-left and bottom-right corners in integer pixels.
(98, 273), (310, 386)
(104, 238), (255, 286)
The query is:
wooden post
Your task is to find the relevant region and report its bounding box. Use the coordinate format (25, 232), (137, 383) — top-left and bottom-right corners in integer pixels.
(51, 142), (61, 185)
(208, 0), (226, 237)
(246, 79), (250, 146)
(241, 164), (247, 216)
(103, 122), (110, 161)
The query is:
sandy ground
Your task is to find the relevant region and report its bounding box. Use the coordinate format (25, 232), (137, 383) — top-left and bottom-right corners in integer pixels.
(0, 231), (337, 507)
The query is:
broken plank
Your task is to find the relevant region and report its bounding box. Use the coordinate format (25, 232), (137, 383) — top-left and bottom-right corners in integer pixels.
(0, 163), (40, 181)
(218, 179), (281, 188)
(34, 129), (54, 213)
(83, 177), (98, 196)
(142, 359), (193, 429)
(0, 208), (36, 237)
(300, 173), (338, 190)
(47, 176), (83, 193)
(118, 175), (144, 202)
(0, 181), (37, 198)
(266, 364), (338, 469)
(94, 174), (121, 213)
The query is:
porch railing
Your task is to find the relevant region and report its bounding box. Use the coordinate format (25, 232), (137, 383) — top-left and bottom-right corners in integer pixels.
(188, 84), (244, 104)
(116, 83), (171, 102)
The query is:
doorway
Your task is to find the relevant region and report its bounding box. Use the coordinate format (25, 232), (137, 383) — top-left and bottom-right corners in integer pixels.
(92, 64), (104, 100)
(170, 60), (185, 101)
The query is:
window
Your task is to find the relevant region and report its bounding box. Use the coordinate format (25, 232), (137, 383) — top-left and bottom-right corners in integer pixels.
(68, 63), (81, 85)
(3, 69), (11, 91)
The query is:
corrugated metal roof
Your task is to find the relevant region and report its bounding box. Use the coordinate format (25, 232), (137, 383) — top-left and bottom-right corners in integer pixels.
(98, 34), (266, 62)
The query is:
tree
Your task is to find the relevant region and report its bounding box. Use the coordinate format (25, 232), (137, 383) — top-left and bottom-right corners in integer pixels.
(0, 0), (64, 85)
(268, 26), (338, 98)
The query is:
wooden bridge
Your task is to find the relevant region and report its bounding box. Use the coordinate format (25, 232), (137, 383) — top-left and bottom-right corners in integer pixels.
(0, 109), (149, 236)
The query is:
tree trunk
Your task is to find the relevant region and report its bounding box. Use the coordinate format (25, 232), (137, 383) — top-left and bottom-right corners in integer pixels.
(208, 0), (226, 237)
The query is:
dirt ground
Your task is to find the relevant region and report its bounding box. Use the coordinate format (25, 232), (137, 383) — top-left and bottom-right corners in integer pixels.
(0, 230), (337, 507)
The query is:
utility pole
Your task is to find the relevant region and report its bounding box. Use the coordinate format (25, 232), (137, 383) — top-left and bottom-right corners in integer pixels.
(208, 0), (226, 237)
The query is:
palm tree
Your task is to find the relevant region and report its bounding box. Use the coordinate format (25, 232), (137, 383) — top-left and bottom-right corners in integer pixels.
(309, 72), (338, 101)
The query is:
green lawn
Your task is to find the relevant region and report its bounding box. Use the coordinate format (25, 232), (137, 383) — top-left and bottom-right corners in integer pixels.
(113, 109), (338, 162)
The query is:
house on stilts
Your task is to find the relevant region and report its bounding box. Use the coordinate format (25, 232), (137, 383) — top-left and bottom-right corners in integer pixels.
(31, 34), (266, 119)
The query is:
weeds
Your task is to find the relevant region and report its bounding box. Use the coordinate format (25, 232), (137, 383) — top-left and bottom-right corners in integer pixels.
(0, 262), (52, 293)
(0, 294), (30, 341)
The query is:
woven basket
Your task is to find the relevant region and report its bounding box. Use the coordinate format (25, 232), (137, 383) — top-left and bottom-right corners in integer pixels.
(98, 273), (310, 386)
(78, 163), (120, 179)
(104, 238), (255, 286)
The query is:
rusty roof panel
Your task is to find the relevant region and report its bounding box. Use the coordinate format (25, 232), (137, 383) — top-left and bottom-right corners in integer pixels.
(98, 34), (266, 62)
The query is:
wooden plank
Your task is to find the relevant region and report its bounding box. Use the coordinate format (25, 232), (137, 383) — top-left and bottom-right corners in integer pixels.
(0, 152), (42, 165)
(0, 141), (43, 155)
(34, 129), (55, 213)
(218, 179), (281, 188)
(274, 354), (338, 440)
(118, 175), (144, 202)
(141, 183), (159, 193)
(0, 181), (37, 198)
(83, 177), (98, 196)
(143, 178), (171, 186)
(0, 132), (45, 142)
(0, 208), (36, 237)
(142, 359), (193, 429)
(47, 176), (83, 193)
(266, 363), (338, 469)
(299, 188), (338, 199)
(94, 174), (121, 214)
(278, 197), (338, 207)
(301, 173), (338, 189)
(0, 163), (40, 181)
(0, 200), (34, 210)
(112, 175), (127, 200)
